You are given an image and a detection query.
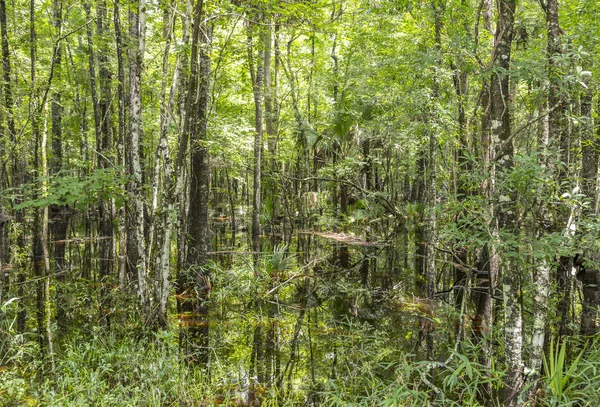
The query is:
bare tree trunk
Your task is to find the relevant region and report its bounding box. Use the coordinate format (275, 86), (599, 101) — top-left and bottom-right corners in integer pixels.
(30, 0), (46, 358)
(264, 15), (279, 228)
(528, 255), (549, 397)
(83, 1), (101, 146)
(423, 1), (441, 360)
(546, 0), (573, 339)
(0, 0), (26, 331)
(247, 13), (264, 250)
(85, 0), (113, 325)
(330, 7), (341, 223)
(41, 104), (55, 373)
(176, 0), (192, 278)
(96, 0), (115, 327)
(528, 83), (554, 399)
(284, 36), (310, 225)
(152, 1), (187, 328)
(148, 3), (174, 328)
(49, 0), (70, 333)
(488, 1), (521, 405)
(114, 0), (128, 291)
(262, 14), (280, 387)
(580, 83), (599, 336)
(128, 0), (149, 313)
(413, 150), (427, 353)
(29, 2), (54, 368)
(0, 212), (8, 302)
(247, 13), (268, 395)
(0, 0), (14, 143)
(177, 0), (211, 364)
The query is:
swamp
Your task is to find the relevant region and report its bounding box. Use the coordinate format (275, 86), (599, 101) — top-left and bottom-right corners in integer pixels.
(1, 0), (600, 406)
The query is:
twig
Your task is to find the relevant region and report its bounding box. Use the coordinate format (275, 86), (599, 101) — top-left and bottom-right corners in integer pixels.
(266, 273), (311, 296)
(266, 256), (326, 296)
(11, 270), (69, 286)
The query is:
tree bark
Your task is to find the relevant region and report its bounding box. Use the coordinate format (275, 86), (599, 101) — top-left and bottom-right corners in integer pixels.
(247, 13), (264, 249)
(85, 0), (113, 325)
(424, 0), (441, 360)
(96, 0), (115, 327)
(50, 1), (67, 333)
(30, 0), (46, 357)
(264, 16), (279, 228)
(580, 83), (599, 336)
(127, 0), (149, 312)
(0, 0), (14, 143)
(528, 81), (554, 399)
(488, 1), (521, 405)
(114, 0), (128, 290)
(178, 0), (211, 364)
(1, 0), (27, 334)
(152, 2), (187, 328)
(546, 0), (573, 339)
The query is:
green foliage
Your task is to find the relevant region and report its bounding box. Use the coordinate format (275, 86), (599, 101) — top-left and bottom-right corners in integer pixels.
(0, 298), (33, 368)
(6, 168), (129, 212)
(0, 298), (38, 407)
(543, 338), (600, 407)
(1, 332), (204, 406)
(3, 0), (600, 406)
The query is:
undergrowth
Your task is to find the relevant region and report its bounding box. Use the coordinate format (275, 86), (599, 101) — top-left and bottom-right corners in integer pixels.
(2, 298), (600, 406)
(1, 333), (599, 406)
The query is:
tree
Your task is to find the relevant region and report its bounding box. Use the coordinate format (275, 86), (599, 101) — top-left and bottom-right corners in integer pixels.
(486, 0), (521, 404)
(177, 0), (211, 364)
(127, 0), (149, 312)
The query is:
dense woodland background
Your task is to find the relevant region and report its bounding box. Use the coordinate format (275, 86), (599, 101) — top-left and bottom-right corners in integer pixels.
(1, 0), (600, 405)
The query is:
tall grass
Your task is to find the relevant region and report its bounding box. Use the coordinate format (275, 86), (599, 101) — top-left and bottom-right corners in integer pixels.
(2, 331), (600, 406)
(543, 337), (600, 407)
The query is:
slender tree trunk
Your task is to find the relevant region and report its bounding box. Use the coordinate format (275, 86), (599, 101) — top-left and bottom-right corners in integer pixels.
(114, 0), (128, 290)
(84, 1), (101, 146)
(247, 14), (264, 249)
(49, 1), (69, 330)
(152, 2), (187, 328)
(546, 0), (573, 339)
(178, 0), (211, 364)
(85, 0), (112, 324)
(330, 11), (341, 223)
(30, 0), (49, 361)
(247, 14), (267, 397)
(128, 0), (149, 313)
(0, 212), (8, 302)
(96, 0), (114, 326)
(264, 16), (279, 228)
(41, 104), (55, 373)
(424, 0), (441, 360)
(527, 83), (554, 398)
(528, 256), (550, 397)
(262, 15), (280, 387)
(488, 1), (521, 405)
(413, 151), (427, 353)
(176, 0), (192, 278)
(0, 0), (14, 143)
(472, 76), (499, 407)
(0, 0), (26, 331)
(284, 37), (310, 225)
(580, 83), (599, 336)
(150, 3), (174, 328)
